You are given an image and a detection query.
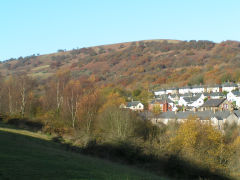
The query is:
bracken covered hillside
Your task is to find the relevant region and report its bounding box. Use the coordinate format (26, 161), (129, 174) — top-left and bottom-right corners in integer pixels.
(1, 39), (240, 90)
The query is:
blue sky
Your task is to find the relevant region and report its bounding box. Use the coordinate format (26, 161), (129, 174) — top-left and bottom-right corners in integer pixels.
(0, 0), (240, 61)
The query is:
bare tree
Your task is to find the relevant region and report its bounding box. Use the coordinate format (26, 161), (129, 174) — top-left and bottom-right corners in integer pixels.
(17, 74), (33, 118)
(64, 80), (82, 128)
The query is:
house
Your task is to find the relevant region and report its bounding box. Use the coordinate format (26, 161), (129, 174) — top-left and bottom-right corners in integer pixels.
(168, 94), (181, 103)
(178, 94), (204, 108)
(154, 94), (169, 99)
(200, 98), (231, 112)
(227, 91), (240, 107)
(148, 99), (174, 112)
(166, 87), (179, 94)
(154, 89), (166, 96)
(206, 84), (222, 93)
(149, 110), (240, 130)
(150, 110), (230, 125)
(190, 85), (205, 93)
(204, 92), (226, 99)
(222, 82), (238, 92)
(179, 86), (192, 94)
(225, 110), (240, 125)
(125, 101), (144, 111)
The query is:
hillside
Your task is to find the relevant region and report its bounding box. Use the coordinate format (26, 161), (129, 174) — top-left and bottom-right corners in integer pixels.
(1, 39), (240, 90)
(0, 124), (164, 180)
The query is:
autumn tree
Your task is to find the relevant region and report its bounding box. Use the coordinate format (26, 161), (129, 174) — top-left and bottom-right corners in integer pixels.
(5, 76), (15, 115)
(97, 106), (135, 140)
(63, 80), (82, 128)
(77, 89), (101, 134)
(17, 74), (34, 118)
(168, 117), (231, 172)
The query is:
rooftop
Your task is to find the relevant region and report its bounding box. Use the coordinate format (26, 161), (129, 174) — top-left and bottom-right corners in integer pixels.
(126, 101), (142, 107)
(154, 110), (240, 120)
(201, 98), (226, 107)
(232, 91), (240, 97)
(222, 82), (238, 87)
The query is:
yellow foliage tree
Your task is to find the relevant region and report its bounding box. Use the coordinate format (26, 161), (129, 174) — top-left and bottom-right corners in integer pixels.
(168, 117), (231, 173)
(99, 92), (125, 113)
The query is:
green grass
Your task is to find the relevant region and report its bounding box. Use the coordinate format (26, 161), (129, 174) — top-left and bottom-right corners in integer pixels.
(0, 126), (165, 180)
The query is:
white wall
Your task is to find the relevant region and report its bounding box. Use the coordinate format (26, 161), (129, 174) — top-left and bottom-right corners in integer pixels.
(223, 87), (237, 92)
(207, 87), (220, 93)
(154, 90), (166, 96)
(190, 88), (205, 93)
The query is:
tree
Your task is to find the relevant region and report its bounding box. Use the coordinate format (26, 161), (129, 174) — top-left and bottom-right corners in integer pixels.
(168, 117), (231, 172)
(5, 76), (15, 115)
(56, 69), (70, 113)
(18, 75), (33, 118)
(77, 89), (101, 134)
(97, 106), (136, 140)
(63, 80), (82, 128)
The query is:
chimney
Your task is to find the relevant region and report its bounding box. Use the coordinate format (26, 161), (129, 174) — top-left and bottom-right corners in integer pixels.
(163, 101), (168, 112)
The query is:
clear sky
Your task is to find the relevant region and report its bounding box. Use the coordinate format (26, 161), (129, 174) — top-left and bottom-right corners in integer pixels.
(1, 0), (240, 61)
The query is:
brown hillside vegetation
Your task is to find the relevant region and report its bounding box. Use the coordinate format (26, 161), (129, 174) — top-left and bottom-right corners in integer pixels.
(1, 40), (240, 179)
(1, 39), (240, 90)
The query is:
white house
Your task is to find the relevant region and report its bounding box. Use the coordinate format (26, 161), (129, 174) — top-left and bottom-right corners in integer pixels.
(179, 86), (192, 94)
(190, 85), (205, 93)
(154, 89), (166, 96)
(190, 97), (204, 108)
(125, 101), (144, 111)
(206, 85), (221, 93)
(222, 82), (238, 92)
(165, 88), (178, 94)
(227, 91), (240, 107)
(178, 94), (205, 108)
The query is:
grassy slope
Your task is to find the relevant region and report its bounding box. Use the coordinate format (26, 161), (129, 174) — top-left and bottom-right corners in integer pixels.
(0, 126), (165, 180)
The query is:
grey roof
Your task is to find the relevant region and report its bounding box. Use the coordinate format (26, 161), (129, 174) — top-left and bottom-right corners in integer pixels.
(167, 87), (179, 90)
(204, 92), (225, 97)
(157, 110), (231, 120)
(150, 98), (173, 104)
(155, 94), (169, 99)
(234, 110), (240, 117)
(154, 89), (166, 92)
(183, 95), (201, 103)
(222, 82), (238, 87)
(202, 98), (226, 107)
(169, 94), (180, 98)
(126, 101), (141, 107)
(182, 93), (195, 97)
(232, 91), (240, 97)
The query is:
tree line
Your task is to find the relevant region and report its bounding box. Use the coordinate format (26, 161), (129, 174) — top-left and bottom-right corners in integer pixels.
(0, 70), (240, 179)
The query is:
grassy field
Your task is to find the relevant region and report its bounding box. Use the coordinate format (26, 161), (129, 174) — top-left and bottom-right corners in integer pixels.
(0, 125), (165, 180)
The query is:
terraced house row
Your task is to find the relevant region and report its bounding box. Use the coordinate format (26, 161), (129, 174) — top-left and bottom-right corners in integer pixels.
(142, 82), (240, 130)
(154, 82), (238, 95)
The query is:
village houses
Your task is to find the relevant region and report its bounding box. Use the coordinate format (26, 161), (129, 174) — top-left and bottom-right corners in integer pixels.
(125, 82), (240, 131)
(227, 91), (240, 107)
(123, 101), (144, 111)
(154, 82), (238, 96)
(148, 110), (240, 130)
